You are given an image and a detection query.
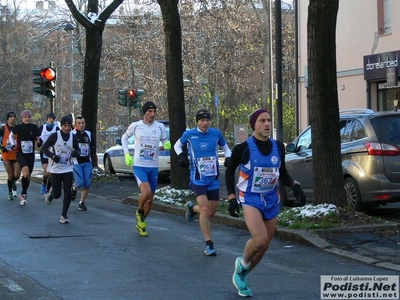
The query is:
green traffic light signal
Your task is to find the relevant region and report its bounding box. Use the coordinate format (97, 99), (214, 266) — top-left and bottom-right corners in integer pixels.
(32, 69), (45, 94)
(118, 89), (128, 107)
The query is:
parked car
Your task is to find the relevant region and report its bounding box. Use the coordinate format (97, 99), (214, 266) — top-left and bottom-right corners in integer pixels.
(103, 121), (171, 179)
(281, 109), (400, 211)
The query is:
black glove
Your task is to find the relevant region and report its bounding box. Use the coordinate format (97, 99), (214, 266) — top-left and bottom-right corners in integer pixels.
(224, 157), (231, 168)
(178, 152), (189, 168)
(228, 198), (240, 218)
(1, 146), (8, 153)
(292, 183), (306, 206)
(52, 155), (61, 163)
(71, 149), (80, 158)
(37, 138), (43, 148)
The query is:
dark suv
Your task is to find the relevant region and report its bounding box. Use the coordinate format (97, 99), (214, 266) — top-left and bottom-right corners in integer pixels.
(281, 109), (400, 211)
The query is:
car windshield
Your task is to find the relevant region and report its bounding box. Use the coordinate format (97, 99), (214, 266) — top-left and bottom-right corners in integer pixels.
(371, 115), (400, 145)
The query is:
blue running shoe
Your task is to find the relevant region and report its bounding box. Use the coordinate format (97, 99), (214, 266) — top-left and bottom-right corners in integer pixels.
(232, 257), (249, 291)
(238, 287), (252, 297)
(40, 184), (46, 195)
(204, 243), (217, 256)
(184, 201), (196, 222)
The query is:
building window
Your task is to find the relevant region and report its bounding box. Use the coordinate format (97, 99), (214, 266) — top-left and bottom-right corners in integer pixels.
(377, 0), (391, 35)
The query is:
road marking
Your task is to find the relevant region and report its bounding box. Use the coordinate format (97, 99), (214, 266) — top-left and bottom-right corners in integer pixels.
(150, 226), (168, 231)
(0, 278), (24, 291)
(179, 235), (203, 243)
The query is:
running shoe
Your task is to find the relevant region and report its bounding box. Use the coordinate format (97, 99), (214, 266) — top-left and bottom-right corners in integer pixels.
(19, 194), (27, 205)
(71, 187), (77, 201)
(12, 190), (17, 197)
(60, 215), (69, 224)
(238, 287), (253, 298)
(135, 209), (148, 237)
(78, 201), (87, 211)
(232, 257), (250, 291)
(204, 243), (217, 256)
(40, 184), (46, 195)
(45, 193), (53, 205)
(7, 192), (13, 201)
(135, 224), (149, 237)
(184, 201), (196, 222)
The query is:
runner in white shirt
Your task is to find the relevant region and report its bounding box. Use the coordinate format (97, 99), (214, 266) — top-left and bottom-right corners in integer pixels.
(121, 101), (170, 237)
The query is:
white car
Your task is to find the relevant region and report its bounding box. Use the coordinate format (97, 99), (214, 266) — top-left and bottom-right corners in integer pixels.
(103, 121), (171, 179)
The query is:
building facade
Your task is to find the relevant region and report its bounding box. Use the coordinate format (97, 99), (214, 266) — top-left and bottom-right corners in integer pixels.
(297, 0), (400, 131)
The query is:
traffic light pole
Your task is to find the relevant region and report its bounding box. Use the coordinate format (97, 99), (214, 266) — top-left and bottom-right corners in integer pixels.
(49, 61), (55, 114)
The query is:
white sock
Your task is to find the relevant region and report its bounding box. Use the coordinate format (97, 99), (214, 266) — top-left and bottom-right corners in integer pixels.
(241, 259), (250, 269)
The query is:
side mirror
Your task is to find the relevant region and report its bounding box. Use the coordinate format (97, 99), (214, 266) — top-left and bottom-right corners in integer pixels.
(116, 138), (122, 145)
(285, 143), (296, 153)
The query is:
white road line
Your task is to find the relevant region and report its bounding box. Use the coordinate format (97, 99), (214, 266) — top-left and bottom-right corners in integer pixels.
(178, 235), (203, 243)
(0, 278), (24, 291)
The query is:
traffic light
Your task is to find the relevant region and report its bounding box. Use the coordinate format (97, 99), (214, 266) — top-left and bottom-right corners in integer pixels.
(128, 89), (135, 101)
(32, 67), (56, 98)
(128, 89), (145, 108)
(118, 89), (128, 107)
(33, 69), (45, 94)
(42, 67), (56, 98)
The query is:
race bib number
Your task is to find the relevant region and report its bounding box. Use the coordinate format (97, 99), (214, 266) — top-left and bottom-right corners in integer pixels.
(139, 144), (156, 161)
(79, 143), (89, 157)
(58, 150), (71, 165)
(197, 156), (217, 177)
(21, 141), (33, 154)
(251, 166), (279, 193)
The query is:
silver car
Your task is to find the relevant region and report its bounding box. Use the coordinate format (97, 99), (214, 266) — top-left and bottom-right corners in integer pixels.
(103, 121), (171, 179)
(281, 109), (400, 211)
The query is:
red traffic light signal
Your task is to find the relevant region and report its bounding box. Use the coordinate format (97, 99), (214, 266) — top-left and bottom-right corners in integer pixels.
(40, 67), (56, 81)
(128, 89), (135, 100)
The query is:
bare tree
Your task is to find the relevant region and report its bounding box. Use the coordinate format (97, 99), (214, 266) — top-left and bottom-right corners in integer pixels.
(156, 0), (189, 189)
(307, 0), (345, 207)
(64, 0), (123, 166)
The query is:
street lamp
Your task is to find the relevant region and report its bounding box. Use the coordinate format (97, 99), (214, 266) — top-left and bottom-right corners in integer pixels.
(64, 22), (75, 115)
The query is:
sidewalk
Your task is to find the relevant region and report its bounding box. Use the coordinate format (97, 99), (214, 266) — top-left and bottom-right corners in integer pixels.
(31, 173), (400, 272)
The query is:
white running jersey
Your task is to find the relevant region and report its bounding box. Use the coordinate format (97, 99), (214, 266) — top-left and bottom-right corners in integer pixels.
(124, 120), (168, 168)
(48, 131), (74, 174)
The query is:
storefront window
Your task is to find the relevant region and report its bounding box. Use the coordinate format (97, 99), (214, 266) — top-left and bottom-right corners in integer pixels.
(378, 85), (400, 111)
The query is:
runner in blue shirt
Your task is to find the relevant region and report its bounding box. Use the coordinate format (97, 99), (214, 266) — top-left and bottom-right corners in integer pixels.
(225, 109), (305, 297)
(174, 109), (231, 256)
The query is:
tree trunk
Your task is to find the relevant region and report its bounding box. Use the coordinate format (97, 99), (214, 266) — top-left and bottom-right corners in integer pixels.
(81, 26), (103, 163)
(307, 0), (346, 207)
(65, 0), (123, 167)
(157, 0), (190, 189)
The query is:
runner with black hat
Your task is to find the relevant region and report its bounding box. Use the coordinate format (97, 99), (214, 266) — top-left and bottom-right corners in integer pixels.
(121, 101), (170, 237)
(41, 115), (80, 224)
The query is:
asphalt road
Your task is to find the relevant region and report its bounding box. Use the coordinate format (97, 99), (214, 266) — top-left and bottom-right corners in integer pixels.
(0, 165), (399, 299)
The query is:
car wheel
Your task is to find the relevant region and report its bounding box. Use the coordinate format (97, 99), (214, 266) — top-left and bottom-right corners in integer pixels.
(344, 177), (362, 211)
(103, 155), (115, 175)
